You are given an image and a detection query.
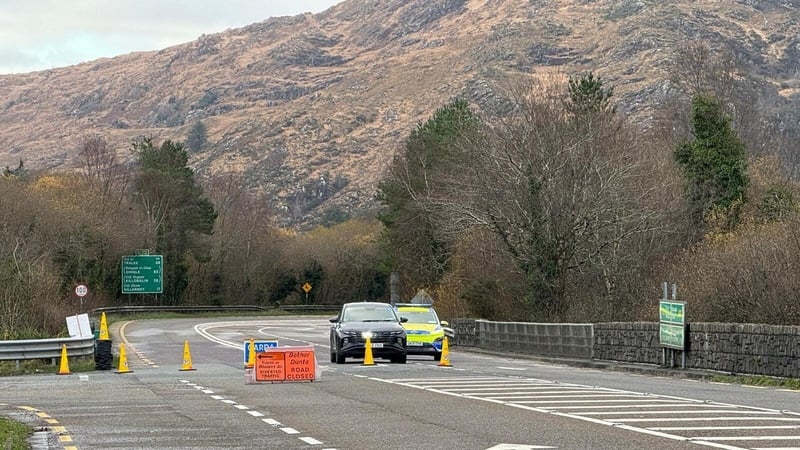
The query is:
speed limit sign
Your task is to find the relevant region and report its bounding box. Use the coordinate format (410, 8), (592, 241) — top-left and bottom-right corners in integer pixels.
(75, 284), (88, 298)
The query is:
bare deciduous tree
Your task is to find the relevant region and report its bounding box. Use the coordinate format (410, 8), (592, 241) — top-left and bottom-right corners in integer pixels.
(77, 135), (129, 214)
(431, 75), (674, 320)
(192, 174), (279, 304)
(670, 41), (738, 107)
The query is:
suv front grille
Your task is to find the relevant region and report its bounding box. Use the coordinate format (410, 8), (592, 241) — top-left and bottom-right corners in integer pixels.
(369, 331), (397, 342)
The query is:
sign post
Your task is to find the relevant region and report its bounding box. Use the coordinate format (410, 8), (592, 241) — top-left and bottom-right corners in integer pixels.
(302, 282), (312, 304)
(74, 284), (88, 311)
(121, 255), (163, 294)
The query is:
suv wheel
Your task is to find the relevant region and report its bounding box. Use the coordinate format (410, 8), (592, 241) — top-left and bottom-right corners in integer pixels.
(335, 339), (346, 364)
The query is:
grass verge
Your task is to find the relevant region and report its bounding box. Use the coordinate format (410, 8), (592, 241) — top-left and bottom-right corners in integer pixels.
(710, 374), (800, 390)
(0, 416), (31, 450)
(0, 357), (96, 377)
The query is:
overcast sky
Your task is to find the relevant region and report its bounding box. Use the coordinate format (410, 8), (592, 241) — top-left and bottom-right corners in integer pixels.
(0, 1), (345, 74)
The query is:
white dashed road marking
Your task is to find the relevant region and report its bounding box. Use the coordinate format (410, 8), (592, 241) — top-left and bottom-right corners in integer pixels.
(179, 379), (334, 449)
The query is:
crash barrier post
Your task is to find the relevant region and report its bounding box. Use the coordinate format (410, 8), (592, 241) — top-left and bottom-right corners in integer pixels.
(180, 340), (196, 371)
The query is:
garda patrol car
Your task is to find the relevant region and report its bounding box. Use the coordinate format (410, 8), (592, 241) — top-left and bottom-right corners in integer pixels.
(393, 303), (448, 361)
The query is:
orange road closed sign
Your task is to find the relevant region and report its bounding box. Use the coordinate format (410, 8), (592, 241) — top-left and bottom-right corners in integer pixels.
(255, 345), (316, 382)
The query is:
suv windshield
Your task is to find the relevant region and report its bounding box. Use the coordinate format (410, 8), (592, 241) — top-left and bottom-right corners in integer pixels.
(342, 306), (397, 322)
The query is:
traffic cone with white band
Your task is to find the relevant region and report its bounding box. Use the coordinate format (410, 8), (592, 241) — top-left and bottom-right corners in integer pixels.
(116, 343), (133, 374)
(438, 336), (452, 367)
(179, 340), (196, 371)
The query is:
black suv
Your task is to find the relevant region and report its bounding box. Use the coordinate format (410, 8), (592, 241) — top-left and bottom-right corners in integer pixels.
(330, 302), (407, 364)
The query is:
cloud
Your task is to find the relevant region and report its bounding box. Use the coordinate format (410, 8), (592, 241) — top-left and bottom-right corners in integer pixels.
(0, 0), (343, 74)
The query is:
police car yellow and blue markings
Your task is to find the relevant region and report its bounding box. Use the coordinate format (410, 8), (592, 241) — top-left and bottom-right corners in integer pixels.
(395, 304), (445, 352)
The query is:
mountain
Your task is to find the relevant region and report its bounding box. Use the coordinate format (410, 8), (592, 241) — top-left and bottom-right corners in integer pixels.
(2, 0), (799, 227)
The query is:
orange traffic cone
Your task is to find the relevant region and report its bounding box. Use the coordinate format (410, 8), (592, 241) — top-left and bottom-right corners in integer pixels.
(179, 340), (196, 371)
(116, 343), (133, 374)
(98, 312), (110, 340)
(438, 336), (452, 367)
(245, 338), (256, 368)
(57, 344), (70, 375)
(363, 336), (375, 366)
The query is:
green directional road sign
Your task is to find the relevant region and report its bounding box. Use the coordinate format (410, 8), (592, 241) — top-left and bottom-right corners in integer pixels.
(121, 255), (163, 294)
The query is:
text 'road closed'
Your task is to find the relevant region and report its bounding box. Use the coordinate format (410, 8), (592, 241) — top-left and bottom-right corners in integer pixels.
(255, 346), (316, 382)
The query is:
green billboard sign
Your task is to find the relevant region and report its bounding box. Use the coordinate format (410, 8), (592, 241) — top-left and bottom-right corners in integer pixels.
(121, 255), (163, 294)
(659, 301), (685, 324)
(659, 323), (685, 349)
(659, 300), (686, 349)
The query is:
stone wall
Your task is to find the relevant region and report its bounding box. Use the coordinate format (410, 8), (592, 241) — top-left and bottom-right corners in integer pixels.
(688, 323), (800, 378)
(451, 319), (800, 378)
(451, 319), (479, 347)
(593, 322), (661, 365)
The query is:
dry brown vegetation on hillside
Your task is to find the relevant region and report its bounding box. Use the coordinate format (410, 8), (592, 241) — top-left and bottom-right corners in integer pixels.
(2, 0), (800, 227)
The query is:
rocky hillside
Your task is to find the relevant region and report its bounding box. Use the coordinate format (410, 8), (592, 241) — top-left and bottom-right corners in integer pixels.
(2, 0), (799, 226)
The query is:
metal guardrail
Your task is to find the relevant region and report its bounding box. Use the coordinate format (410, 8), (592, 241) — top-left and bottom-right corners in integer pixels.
(90, 305), (267, 315)
(89, 304), (343, 315)
(0, 336), (95, 363)
(0, 304), (407, 367)
(278, 305), (340, 311)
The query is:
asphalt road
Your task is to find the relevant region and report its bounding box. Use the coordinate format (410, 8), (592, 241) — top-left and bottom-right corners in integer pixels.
(1, 316), (799, 450)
